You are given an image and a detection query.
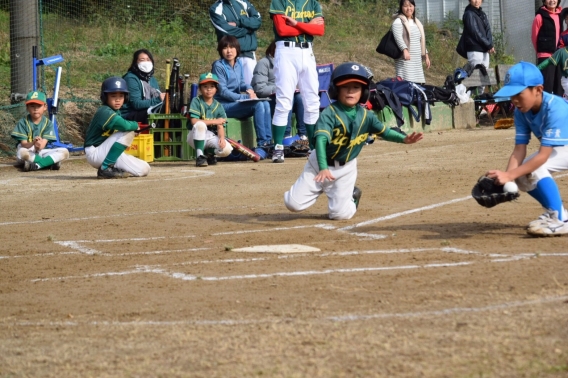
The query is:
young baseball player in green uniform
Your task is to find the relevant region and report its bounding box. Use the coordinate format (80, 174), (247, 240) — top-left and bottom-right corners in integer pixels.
(11, 90), (69, 171)
(84, 77), (151, 179)
(284, 62), (423, 220)
(188, 72), (233, 167)
(269, 0), (325, 163)
(537, 47), (568, 99)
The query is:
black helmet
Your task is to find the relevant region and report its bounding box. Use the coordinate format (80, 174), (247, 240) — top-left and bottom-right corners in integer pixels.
(100, 76), (129, 103)
(328, 62), (371, 104)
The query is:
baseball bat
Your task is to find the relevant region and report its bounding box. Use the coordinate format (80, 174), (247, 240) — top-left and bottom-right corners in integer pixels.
(225, 137), (260, 162)
(164, 59), (171, 156)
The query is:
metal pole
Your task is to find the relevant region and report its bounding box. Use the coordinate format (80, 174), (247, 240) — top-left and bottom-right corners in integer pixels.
(10, 0), (39, 104)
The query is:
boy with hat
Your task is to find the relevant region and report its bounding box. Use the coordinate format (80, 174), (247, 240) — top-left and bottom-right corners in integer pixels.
(284, 62), (423, 220)
(488, 61), (568, 236)
(187, 72), (233, 167)
(11, 90), (69, 171)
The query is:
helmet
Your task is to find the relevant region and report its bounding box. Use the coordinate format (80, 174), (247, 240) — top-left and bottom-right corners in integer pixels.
(454, 68), (468, 84)
(328, 62), (371, 104)
(100, 76), (129, 103)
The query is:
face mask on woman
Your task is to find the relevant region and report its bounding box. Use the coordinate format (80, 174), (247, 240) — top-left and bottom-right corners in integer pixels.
(138, 61), (153, 73)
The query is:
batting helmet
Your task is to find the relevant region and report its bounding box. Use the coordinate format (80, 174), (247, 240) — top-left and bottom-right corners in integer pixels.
(454, 68), (468, 85)
(328, 62), (371, 104)
(100, 77), (129, 103)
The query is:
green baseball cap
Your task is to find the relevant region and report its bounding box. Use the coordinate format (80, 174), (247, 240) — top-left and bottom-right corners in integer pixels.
(25, 91), (47, 105)
(199, 73), (219, 85)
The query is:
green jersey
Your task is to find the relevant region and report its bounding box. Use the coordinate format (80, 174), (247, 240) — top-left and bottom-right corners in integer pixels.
(538, 47), (568, 77)
(84, 105), (138, 148)
(269, 0), (323, 43)
(188, 95), (227, 132)
(315, 103), (387, 163)
(11, 115), (56, 144)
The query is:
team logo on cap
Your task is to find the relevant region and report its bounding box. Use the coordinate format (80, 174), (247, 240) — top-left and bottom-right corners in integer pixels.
(31, 92), (39, 99)
(351, 65), (360, 71)
(206, 73), (213, 78)
(115, 80), (121, 87)
(504, 73), (511, 85)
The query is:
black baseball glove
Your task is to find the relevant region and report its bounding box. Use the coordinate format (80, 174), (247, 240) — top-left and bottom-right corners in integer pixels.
(471, 176), (520, 208)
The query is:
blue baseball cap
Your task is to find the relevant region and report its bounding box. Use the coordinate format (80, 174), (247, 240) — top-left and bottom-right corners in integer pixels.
(494, 61), (544, 97)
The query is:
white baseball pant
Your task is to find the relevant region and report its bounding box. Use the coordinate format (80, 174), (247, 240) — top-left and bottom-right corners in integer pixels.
(284, 150), (358, 220)
(241, 54), (257, 86)
(187, 121), (233, 157)
(85, 131), (150, 177)
(17, 145), (69, 165)
(273, 41), (320, 126)
(515, 145), (568, 192)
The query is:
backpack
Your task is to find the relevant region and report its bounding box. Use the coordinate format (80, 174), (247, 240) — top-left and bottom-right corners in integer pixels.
(378, 77), (431, 125)
(421, 84), (460, 107)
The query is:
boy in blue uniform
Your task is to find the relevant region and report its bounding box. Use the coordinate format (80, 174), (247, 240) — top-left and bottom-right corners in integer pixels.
(284, 62), (423, 220)
(84, 77), (150, 179)
(11, 91), (69, 171)
(187, 73), (233, 167)
(488, 61), (568, 236)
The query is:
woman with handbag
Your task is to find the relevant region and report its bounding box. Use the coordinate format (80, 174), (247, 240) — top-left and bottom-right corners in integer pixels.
(462, 0), (494, 72)
(391, 0), (430, 84)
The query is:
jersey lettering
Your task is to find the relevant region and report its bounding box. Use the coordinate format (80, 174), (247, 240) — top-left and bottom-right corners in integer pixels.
(348, 133), (369, 148)
(101, 129), (113, 137)
(240, 9), (247, 16)
(284, 6), (315, 20)
(331, 129), (349, 147)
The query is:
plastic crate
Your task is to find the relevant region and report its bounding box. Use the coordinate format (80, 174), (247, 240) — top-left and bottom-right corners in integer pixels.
(125, 134), (154, 162)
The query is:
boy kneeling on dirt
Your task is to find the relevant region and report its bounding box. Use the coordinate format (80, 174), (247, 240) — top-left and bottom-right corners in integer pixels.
(84, 77), (150, 179)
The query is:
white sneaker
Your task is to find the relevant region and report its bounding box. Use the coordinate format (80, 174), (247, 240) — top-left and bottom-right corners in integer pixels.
(527, 208), (568, 229)
(272, 144), (284, 163)
(527, 210), (568, 237)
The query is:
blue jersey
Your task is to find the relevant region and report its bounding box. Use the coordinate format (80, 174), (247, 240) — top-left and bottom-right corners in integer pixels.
(515, 92), (568, 147)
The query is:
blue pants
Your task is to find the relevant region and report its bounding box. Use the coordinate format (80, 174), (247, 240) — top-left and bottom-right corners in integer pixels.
(269, 92), (307, 136)
(220, 100), (272, 147)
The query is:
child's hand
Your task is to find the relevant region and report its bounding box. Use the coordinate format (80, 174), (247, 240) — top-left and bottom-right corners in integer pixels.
(314, 169), (335, 183)
(283, 15), (297, 26)
(403, 132), (423, 144)
(309, 17), (324, 25)
(486, 170), (513, 185)
(219, 138), (226, 150)
(216, 118), (226, 125)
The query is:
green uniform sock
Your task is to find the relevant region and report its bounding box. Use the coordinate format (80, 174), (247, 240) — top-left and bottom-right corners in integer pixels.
(305, 123), (316, 150)
(194, 139), (205, 157)
(101, 142), (127, 170)
(272, 124), (286, 146)
(33, 155), (55, 169)
(205, 147), (216, 155)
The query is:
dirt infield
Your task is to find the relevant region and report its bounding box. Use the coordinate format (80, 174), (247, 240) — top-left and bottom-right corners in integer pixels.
(1, 127), (567, 377)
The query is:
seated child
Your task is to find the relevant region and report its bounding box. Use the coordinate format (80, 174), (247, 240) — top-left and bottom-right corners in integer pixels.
(84, 77), (150, 179)
(284, 62), (423, 220)
(187, 73), (233, 167)
(11, 90), (69, 171)
(488, 61), (568, 236)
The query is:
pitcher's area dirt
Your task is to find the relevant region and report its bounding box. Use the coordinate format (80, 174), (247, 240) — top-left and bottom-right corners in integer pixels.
(1, 128), (567, 377)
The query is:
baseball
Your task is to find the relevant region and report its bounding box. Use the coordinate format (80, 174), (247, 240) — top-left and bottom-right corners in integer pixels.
(503, 181), (518, 193)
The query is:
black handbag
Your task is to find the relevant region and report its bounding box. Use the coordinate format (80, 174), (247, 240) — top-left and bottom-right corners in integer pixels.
(376, 29), (402, 60)
(456, 34), (468, 59)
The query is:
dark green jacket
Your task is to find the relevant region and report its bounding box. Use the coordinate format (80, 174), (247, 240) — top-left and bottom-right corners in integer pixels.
(120, 71), (162, 116)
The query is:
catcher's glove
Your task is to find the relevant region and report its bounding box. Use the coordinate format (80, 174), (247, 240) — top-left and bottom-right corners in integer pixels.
(471, 176), (520, 208)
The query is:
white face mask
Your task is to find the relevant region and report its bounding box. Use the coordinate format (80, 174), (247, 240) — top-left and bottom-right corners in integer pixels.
(138, 61), (153, 73)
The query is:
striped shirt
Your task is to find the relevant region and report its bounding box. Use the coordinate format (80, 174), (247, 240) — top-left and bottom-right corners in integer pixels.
(392, 18), (425, 83)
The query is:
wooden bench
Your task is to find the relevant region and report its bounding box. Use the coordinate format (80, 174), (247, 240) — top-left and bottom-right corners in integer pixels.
(461, 66), (511, 125)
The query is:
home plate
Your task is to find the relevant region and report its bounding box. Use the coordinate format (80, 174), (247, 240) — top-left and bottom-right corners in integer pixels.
(232, 244), (320, 253)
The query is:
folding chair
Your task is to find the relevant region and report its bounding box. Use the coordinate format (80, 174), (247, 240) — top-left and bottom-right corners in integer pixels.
(317, 63), (334, 110)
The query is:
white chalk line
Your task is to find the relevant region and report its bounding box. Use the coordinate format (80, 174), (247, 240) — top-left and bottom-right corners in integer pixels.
(31, 261), (473, 282)
(212, 223), (336, 236)
(0, 204), (278, 227)
(1, 247), (211, 260)
(5, 294), (567, 328)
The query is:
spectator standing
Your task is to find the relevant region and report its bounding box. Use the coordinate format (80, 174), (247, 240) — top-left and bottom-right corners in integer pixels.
(532, 0), (563, 95)
(462, 0), (494, 71)
(391, 0), (430, 84)
(209, 0), (261, 85)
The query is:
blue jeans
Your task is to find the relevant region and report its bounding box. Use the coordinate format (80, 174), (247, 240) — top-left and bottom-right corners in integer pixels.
(220, 100), (272, 147)
(269, 92), (307, 136)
